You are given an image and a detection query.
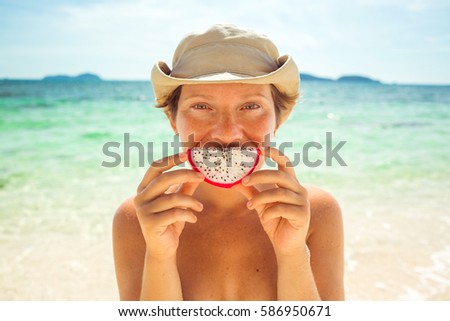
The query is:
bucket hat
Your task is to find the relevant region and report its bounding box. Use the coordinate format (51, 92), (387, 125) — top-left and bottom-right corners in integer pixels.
(151, 24), (300, 124)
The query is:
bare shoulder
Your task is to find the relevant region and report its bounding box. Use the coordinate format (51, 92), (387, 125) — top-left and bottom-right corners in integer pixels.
(113, 196), (146, 300)
(113, 196), (144, 251)
(303, 184), (345, 300)
(113, 196), (143, 242)
(114, 196), (138, 224)
(304, 184), (343, 237)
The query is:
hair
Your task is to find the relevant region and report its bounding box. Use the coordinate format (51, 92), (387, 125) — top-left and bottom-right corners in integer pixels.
(155, 85), (182, 120)
(154, 84), (299, 127)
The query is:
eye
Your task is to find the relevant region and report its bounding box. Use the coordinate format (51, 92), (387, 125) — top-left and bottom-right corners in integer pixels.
(242, 103), (261, 110)
(191, 103), (210, 110)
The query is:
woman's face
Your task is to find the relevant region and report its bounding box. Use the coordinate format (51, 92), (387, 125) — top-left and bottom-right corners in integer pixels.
(172, 83), (277, 149)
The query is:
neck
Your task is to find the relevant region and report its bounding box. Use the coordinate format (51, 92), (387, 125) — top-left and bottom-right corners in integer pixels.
(193, 182), (248, 217)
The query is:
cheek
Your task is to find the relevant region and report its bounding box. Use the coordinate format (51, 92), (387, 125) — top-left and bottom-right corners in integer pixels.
(175, 118), (207, 148)
(246, 115), (277, 141)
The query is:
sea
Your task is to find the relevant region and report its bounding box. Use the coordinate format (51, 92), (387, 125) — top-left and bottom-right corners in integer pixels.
(0, 79), (449, 300)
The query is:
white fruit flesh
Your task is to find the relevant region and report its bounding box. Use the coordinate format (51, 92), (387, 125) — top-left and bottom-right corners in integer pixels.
(187, 147), (260, 188)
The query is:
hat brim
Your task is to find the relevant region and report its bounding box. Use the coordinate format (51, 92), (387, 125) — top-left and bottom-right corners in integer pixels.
(151, 55), (299, 124)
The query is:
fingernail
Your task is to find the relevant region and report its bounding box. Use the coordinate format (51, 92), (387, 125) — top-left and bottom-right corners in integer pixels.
(195, 172), (204, 179)
(242, 176), (250, 184)
(247, 201), (253, 209)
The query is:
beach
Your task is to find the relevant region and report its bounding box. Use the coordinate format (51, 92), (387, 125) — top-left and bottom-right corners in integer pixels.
(0, 80), (449, 300)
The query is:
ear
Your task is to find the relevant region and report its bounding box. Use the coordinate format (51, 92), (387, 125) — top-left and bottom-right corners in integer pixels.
(167, 112), (178, 134)
(273, 124), (279, 137)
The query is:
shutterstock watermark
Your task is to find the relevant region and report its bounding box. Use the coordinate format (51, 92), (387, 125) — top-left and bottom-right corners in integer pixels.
(101, 132), (347, 168)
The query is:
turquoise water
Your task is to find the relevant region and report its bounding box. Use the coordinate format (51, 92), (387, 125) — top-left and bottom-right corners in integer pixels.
(0, 80), (449, 300)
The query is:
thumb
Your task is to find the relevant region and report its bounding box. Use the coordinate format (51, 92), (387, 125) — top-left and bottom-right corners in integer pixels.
(232, 183), (264, 214)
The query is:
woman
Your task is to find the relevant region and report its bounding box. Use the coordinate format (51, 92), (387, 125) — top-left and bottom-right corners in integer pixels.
(113, 24), (344, 301)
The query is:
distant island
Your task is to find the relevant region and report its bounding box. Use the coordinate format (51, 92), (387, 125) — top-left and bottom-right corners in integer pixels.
(302, 73), (381, 84)
(37, 72), (380, 84)
(42, 73), (102, 82)
(337, 75), (381, 84)
(301, 73), (333, 82)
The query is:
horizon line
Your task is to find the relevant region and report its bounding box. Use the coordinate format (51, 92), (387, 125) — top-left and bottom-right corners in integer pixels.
(1, 74), (449, 87)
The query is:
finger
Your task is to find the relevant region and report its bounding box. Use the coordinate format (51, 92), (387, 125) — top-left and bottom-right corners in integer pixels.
(260, 204), (310, 228)
(141, 193), (203, 213)
(137, 152), (188, 193)
(261, 147), (297, 177)
(136, 169), (203, 204)
(242, 170), (303, 193)
(247, 188), (307, 210)
(177, 180), (203, 196)
(144, 208), (198, 228)
(155, 208), (198, 226)
(232, 183), (259, 201)
(232, 183), (266, 214)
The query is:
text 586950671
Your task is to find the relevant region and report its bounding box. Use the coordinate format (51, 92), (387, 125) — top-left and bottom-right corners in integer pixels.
(259, 305), (331, 317)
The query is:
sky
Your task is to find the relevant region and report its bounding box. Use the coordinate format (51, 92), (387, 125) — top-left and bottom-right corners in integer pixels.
(1, 0), (449, 84)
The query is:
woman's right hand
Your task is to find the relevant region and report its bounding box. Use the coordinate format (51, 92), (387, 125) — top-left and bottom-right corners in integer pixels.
(134, 152), (204, 260)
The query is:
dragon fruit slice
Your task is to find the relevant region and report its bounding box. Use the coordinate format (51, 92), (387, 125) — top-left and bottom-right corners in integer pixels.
(187, 146), (260, 188)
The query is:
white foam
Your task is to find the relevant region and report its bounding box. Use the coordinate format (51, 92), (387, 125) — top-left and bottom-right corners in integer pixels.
(411, 246), (450, 299)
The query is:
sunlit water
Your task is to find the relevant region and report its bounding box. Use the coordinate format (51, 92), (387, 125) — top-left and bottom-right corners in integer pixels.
(1, 80), (449, 300)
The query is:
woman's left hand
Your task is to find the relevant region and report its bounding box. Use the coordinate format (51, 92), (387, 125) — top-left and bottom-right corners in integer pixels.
(233, 147), (310, 256)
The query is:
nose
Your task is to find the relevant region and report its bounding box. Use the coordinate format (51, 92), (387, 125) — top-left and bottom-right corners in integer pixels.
(208, 112), (244, 146)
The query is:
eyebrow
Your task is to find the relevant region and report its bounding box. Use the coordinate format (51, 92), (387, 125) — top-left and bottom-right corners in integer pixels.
(240, 93), (272, 102)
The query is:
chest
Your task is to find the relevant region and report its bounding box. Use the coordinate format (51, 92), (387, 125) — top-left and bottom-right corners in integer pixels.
(176, 211), (277, 300)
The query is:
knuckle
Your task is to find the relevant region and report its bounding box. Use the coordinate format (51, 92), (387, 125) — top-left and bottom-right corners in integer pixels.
(133, 193), (143, 206)
(164, 193), (177, 203)
(265, 203), (280, 215)
(166, 193), (186, 204)
(156, 173), (170, 185)
(287, 171), (298, 182)
(171, 208), (190, 220)
(296, 184), (308, 196)
(275, 188), (290, 198)
(172, 208), (184, 216)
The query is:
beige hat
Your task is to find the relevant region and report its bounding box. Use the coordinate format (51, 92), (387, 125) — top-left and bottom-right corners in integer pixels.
(151, 24), (300, 124)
